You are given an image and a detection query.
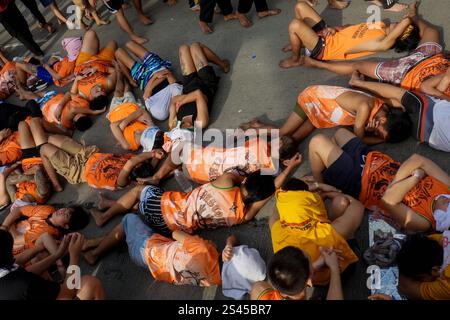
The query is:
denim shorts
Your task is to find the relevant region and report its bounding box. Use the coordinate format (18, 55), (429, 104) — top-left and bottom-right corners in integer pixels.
(122, 213), (155, 269)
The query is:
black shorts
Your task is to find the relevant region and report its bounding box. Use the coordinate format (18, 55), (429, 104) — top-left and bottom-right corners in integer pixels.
(309, 37), (325, 60)
(182, 66), (218, 102)
(104, 0), (124, 13)
(21, 146), (41, 160)
(322, 137), (369, 199)
(138, 185), (172, 237)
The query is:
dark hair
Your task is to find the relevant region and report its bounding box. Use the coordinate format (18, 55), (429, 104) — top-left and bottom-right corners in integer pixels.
(74, 116), (93, 131)
(89, 95), (108, 111)
(392, 24), (420, 53)
(0, 229), (14, 268)
(152, 131), (164, 150)
(25, 100), (43, 118)
(283, 178), (309, 191)
(397, 234), (443, 281)
(268, 246), (311, 296)
(28, 57), (41, 66)
(385, 109), (412, 143)
(67, 206), (90, 232)
(131, 162), (154, 180)
(242, 171), (275, 205)
(279, 136), (298, 164)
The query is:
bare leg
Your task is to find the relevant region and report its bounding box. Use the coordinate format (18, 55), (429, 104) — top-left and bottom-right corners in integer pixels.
(308, 133), (344, 183)
(39, 144), (64, 192)
(178, 44), (197, 76)
(84, 223), (125, 265)
(114, 9), (148, 44)
(114, 49), (138, 86)
(279, 19), (320, 69)
(189, 42), (229, 73)
(97, 192), (116, 210)
(294, 1), (323, 26)
(113, 64), (125, 98)
(29, 117), (48, 146)
(79, 30), (100, 57)
(87, 0), (109, 25)
(50, 2), (69, 26)
(330, 194), (365, 239)
(279, 112), (306, 137)
(291, 119), (315, 142)
(139, 156), (178, 185)
(132, 0), (152, 25)
(90, 185), (143, 227)
(18, 121), (36, 149)
(125, 40), (149, 60)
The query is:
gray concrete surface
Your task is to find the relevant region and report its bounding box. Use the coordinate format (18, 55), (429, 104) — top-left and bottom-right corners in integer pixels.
(1, 0), (449, 300)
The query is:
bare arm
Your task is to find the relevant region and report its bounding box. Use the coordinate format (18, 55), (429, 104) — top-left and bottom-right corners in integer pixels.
(44, 64), (62, 81)
(172, 230), (189, 244)
(116, 151), (163, 187)
(1, 206), (24, 230)
(349, 74), (406, 106)
(110, 122), (131, 150)
(54, 92), (72, 121)
(178, 90), (209, 129)
(353, 102), (371, 139)
(420, 73), (450, 102)
(118, 109), (144, 130)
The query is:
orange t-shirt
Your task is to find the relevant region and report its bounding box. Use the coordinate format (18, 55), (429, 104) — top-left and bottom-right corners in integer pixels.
(84, 153), (133, 190)
(298, 85), (384, 128)
(0, 131), (21, 166)
(0, 62), (17, 100)
(359, 151), (450, 229)
(185, 138), (275, 184)
(41, 92), (65, 124)
(144, 233), (221, 286)
(400, 54), (450, 98)
(160, 184), (245, 233)
(16, 158), (47, 204)
(15, 205), (60, 249)
(61, 95), (90, 129)
(322, 22), (386, 61)
(53, 57), (76, 87)
(107, 102), (148, 150)
(256, 288), (285, 300)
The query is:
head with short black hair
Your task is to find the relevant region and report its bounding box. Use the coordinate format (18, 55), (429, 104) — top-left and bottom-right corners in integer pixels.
(89, 95), (108, 111)
(397, 234), (443, 281)
(130, 161), (154, 180)
(279, 136), (298, 166)
(241, 171), (275, 206)
(50, 206), (89, 232)
(0, 229), (14, 268)
(268, 246), (311, 298)
(369, 107), (412, 143)
(27, 57), (41, 66)
(74, 116), (93, 131)
(25, 100), (43, 118)
(392, 23), (420, 53)
(283, 178), (309, 192)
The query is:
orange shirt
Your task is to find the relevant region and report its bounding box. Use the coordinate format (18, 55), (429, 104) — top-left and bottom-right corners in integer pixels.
(298, 85), (384, 128)
(144, 233), (221, 286)
(322, 22), (386, 61)
(41, 92), (65, 124)
(84, 153), (133, 190)
(0, 131), (21, 166)
(160, 184), (245, 233)
(61, 95), (89, 129)
(400, 54), (450, 98)
(107, 102), (149, 151)
(0, 62), (17, 100)
(76, 60), (110, 101)
(15, 205), (60, 248)
(359, 151), (450, 229)
(53, 57), (76, 87)
(256, 288), (285, 300)
(185, 138), (275, 184)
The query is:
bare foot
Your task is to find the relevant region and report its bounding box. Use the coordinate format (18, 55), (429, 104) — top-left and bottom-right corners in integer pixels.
(384, 3), (408, 12)
(257, 8), (281, 18)
(54, 184), (64, 193)
(82, 237), (104, 252)
(223, 13), (237, 22)
(328, 0), (350, 10)
(97, 192), (113, 211)
(122, 2), (130, 10)
(349, 70), (364, 87)
(90, 208), (106, 227)
(138, 14), (153, 25)
(236, 13), (252, 28)
(198, 21), (213, 34)
(282, 43), (292, 52)
(83, 250), (99, 265)
(279, 56), (304, 69)
(130, 34), (148, 44)
(239, 118), (263, 130)
(136, 175), (160, 186)
(221, 59), (230, 73)
(302, 56), (316, 67)
(95, 19), (110, 26)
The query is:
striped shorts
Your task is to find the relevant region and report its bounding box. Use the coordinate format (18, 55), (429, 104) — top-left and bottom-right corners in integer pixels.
(138, 185), (171, 236)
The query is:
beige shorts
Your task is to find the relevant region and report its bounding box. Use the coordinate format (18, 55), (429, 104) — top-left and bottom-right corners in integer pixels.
(107, 91), (144, 117)
(49, 137), (99, 184)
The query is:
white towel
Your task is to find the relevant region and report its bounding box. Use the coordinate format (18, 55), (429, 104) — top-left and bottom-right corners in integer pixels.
(433, 195), (450, 232)
(221, 245), (266, 300)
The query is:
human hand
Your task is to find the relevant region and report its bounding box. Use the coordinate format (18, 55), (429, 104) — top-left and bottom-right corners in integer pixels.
(68, 232), (85, 259)
(349, 71), (364, 87)
(403, 1), (418, 19)
(0, 128), (11, 140)
(222, 244), (234, 262)
(318, 27), (337, 37)
(285, 153), (302, 168)
(365, 119), (379, 132)
(155, 69), (170, 79)
(320, 247), (341, 272)
(54, 235), (71, 259)
(313, 247), (343, 271)
(151, 149), (165, 160)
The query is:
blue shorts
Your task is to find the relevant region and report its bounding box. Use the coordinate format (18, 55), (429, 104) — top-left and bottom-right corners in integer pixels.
(122, 213), (155, 269)
(36, 66), (54, 85)
(130, 51), (172, 91)
(323, 137), (370, 199)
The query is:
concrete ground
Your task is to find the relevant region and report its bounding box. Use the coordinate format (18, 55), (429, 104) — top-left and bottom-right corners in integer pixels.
(1, 0), (449, 300)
